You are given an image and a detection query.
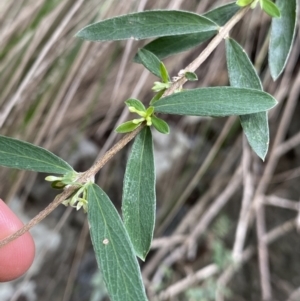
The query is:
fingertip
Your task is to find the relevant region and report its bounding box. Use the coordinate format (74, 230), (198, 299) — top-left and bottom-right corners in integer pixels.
(0, 199), (35, 282)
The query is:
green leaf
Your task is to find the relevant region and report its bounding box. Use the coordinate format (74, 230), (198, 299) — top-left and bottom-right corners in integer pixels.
(115, 121), (141, 133)
(0, 135), (74, 174)
(151, 116), (170, 134)
(226, 38), (269, 160)
(152, 82), (170, 92)
(125, 98), (146, 112)
(261, 0), (281, 17)
(135, 31), (217, 62)
(136, 49), (162, 78)
(150, 89), (165, 105)
(269, 0), (297, 80)
(122, 127), (155, 260)
(76, 10), (218, 41)
(51, 180), (66, 189)
(225, 39), (262, 90)
(236, 0), (253, 6)
(185, 71), (198, 81)
(153, 87), (277, 116)
(146, 106), (154, 117)
(133, 2), (239, 60)
(87, 184), (148, 301)
(204, 2), (241, 26)
(160, 62), (170, 83)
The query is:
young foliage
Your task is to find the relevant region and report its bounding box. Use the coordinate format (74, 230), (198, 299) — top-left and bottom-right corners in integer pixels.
(122, 127), (155, 260)
(133, 2), (239, 60)
(226, 38), (269, 160)
(125, 98), (146, 112)
(269, 0), (298, 80)
(0, 135), (74, 174)
(260, 0), (281, 18)
(87, 183), (148, 301)
(236, 0), (281, 17)
(152, 82), (171, 93)
(115, 121), (141, 133)
(184, 71), (198, 81)
(153, 87), (277, 117)
(151, 116), (170, 134)
(76, 10), (218, 41)
(160, 62), (170, 83)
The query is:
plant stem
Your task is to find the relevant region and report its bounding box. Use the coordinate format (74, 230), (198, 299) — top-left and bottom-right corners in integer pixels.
(0, 6), (249, 248)
(0, 126), (143, 248)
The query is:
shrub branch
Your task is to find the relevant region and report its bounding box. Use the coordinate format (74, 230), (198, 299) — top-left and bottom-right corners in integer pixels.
(0, 6), (249, 248)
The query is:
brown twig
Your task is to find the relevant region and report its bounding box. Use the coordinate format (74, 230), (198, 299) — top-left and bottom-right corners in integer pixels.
(158, 264), (219, 300)
(256, 202), (272, 300)
(264, 195), (300, 211)
(186, 165), (242, 259)
(150, 235), (186, 249)
(159, 218), (297, 301)
(0, 0), (85, 128)
(252, 67), (300, 301)
(149, 165), (242, 287)
(232, 137), (254, 261)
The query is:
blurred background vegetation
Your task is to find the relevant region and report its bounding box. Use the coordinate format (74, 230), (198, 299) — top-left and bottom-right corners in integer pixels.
(0, 0), (299, 300)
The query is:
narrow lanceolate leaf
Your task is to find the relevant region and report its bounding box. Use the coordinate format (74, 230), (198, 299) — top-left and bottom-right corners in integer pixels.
(269, 0), (297, 80)
(261, 0), (281, 18)
(76, 10), (218, 41)
(160, 62), (170, 83)
(153, 87), (277, 116)
(115, 121), (141, 133)
(122, 127), (155, 260)
(133, 2), (239, 60)
(226, 38), (269, 160)
(87, 184), (148, 301)
(0, 135), (73, 174)
(136, 49), (161, 78)
(151, 116), (170, 134)
(125, 98), (146, 112)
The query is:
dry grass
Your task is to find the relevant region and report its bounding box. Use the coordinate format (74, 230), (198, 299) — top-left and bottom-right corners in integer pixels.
(0, 0), (300, 300)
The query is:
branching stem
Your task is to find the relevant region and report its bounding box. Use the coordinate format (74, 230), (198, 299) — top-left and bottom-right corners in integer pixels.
(0, 126), (142, 248)
(0, 7), (249, 248)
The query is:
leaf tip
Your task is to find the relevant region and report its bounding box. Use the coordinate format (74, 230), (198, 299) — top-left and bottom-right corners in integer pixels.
(136, 249), (149, 262)
(270, 68), (281, 82)
(139, 255), (146, 262)
(75, 29), (84, 39)
(258, 149), (267, 161)
(75, 26), (93, 41)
